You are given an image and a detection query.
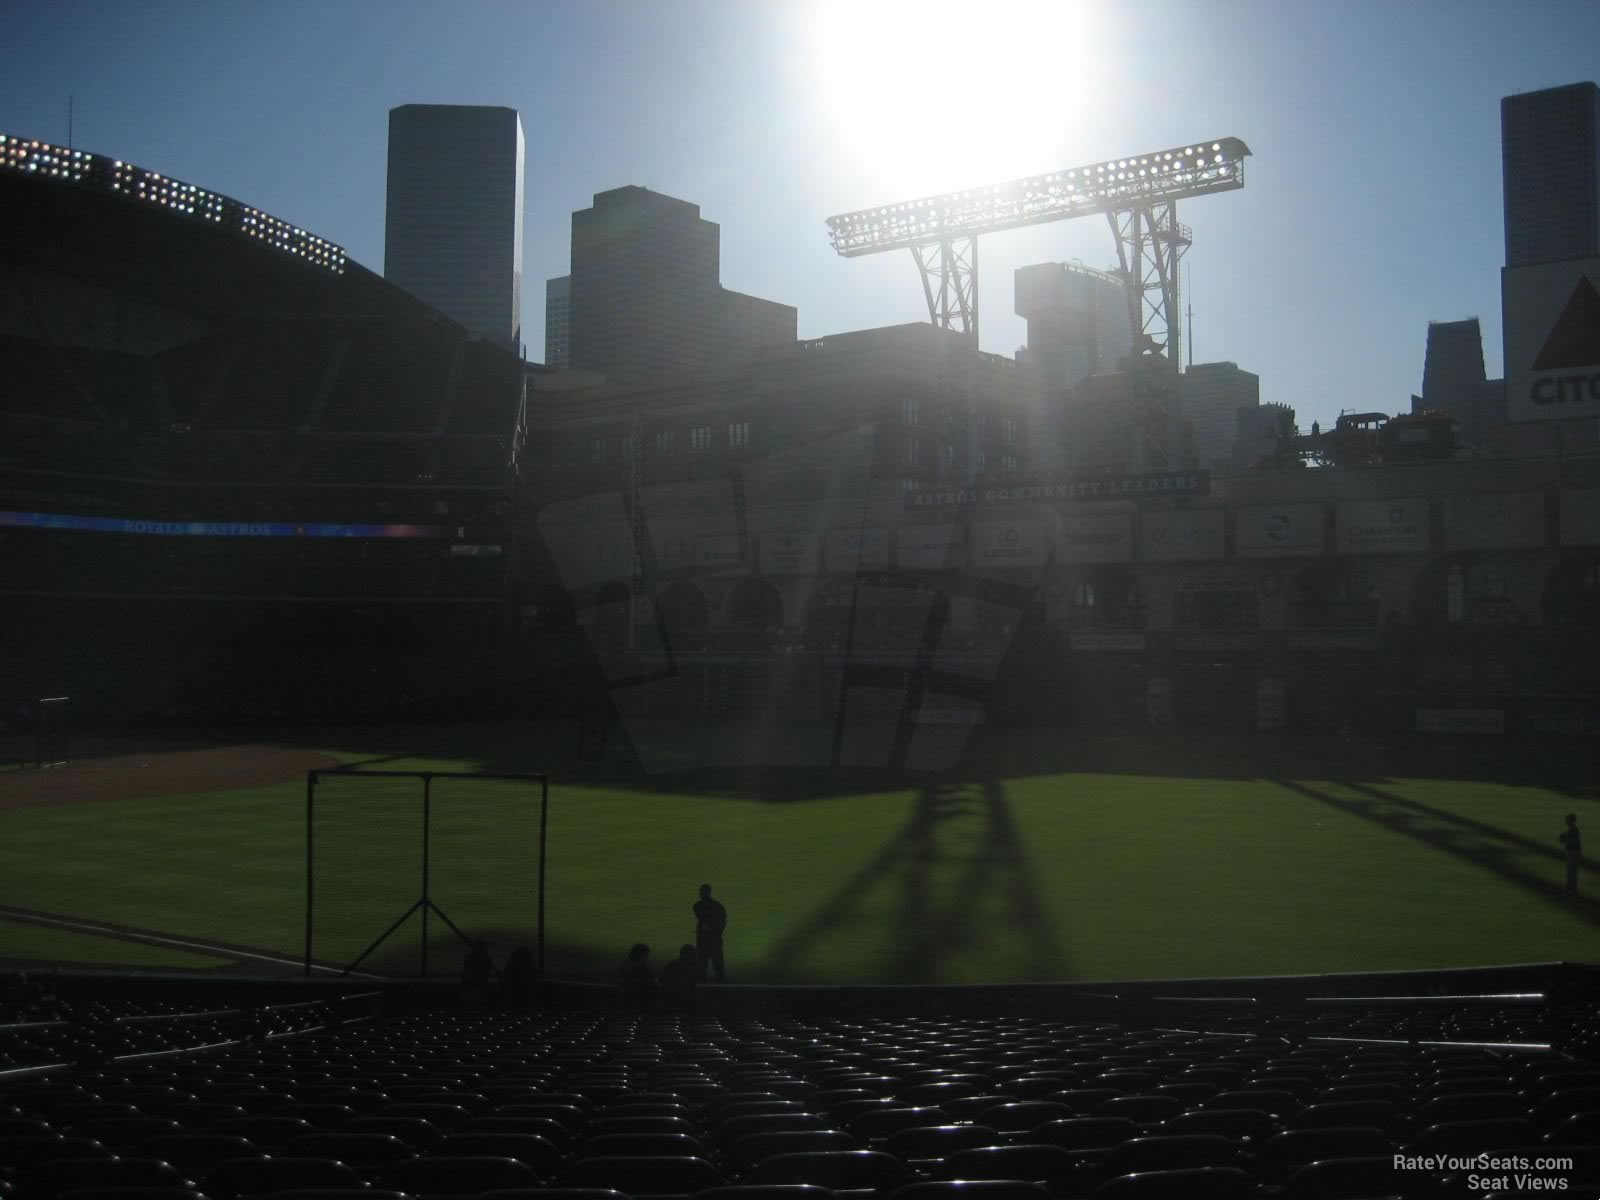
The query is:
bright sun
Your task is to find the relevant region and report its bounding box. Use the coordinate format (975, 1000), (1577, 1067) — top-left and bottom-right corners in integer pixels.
(813, 0), (1100, 203)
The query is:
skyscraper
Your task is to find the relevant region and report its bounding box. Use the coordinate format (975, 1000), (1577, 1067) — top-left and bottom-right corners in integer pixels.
(1013, 261), (1131, 390)
(384, 105), (525, 350)
(1181, 362), (1260, 468)
(1502, 82), (1600, 268)
(568, 187), (721, 379)
(564, 186), (795, 380)
(545, 275), (571, 368)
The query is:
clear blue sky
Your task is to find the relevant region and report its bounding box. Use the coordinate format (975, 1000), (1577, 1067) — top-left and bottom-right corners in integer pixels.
(3, 0), (1598, 432)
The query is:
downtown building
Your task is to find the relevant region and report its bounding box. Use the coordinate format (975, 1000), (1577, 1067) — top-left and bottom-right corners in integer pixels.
(1419, 82), (1600, 453)
(545, 186), (795, 381)
(384, 104), (525, 351)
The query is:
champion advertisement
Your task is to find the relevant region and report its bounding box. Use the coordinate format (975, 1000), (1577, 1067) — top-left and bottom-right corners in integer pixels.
(1503, 257), (1600, 423)
(1336, 499), (1429, 555)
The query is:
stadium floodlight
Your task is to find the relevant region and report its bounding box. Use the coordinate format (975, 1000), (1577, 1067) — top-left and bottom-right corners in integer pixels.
(824, 136), (1250, 471)
(0, 131), (347, 276)
(826, 137), (1249, 257)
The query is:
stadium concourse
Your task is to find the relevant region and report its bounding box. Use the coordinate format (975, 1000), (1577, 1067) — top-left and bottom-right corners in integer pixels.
(2, 966), (1600, 1199)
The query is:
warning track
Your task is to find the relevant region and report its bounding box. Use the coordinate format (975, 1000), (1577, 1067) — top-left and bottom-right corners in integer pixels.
(0, 905), (377, 978)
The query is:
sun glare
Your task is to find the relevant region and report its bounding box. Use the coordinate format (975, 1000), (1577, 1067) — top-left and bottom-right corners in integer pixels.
(813, 0), (1099, 203)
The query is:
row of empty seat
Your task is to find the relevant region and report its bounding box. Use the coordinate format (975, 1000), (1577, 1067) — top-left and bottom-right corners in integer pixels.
(5, 992), (1600, 1200)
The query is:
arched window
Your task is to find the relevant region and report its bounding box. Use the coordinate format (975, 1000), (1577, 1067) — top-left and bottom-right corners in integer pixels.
(1070, 567), (1144, 630)
(1288, 560), (1379, 628)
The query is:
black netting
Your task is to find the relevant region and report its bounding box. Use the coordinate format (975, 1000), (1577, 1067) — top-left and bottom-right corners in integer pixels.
(307, 771), (545, 977)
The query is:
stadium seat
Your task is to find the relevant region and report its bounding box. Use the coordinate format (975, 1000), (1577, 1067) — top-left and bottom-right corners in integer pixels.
(881, 1124), (998, 1164)
(1204, 1090), (1301, 1119)
(848, 1106), (945, 1141)
(1530, 1088), (1600, 1129)
(1098, 1135), (1241, 1178)
(731, 1130), (862, 1169)
(693, 1186), (839, 1200)
(1413, 1091), (1524, 1126)
(890, 1182), (1053, 1200)
(5, 1137), (116, 1170)
(1252, 1126), (1394, 1181)
(579, 1132), (708, 1159)
(1403, 1117), (1541, 1156)
(26, 1155), (197, 1199)
(976, 1103), (1076, 1136)
(1275, 1154), (1411, 1200)
(1159, 1108), (1277, 1142)
(380, 1154), (542, 1197)
(378, 1103), (475, 1130)
(71, 1118), (188, 1149)
(937, 1144), (1076, 1191)
(204, 1156), (365, 1200)
(500, 1104), (591, 1135)
(560, 1154), (726, 1197)
(1089, 1166), (1255, 1200)
(284, 1132), (414, 1172)
(749, 1150), (905, 1194)
(1288, 1100), (1399, 1134)
(1093, 1097), (1183, 1126)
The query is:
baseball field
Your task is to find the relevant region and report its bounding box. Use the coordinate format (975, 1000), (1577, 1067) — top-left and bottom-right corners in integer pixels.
(1, 719), (1595, 984)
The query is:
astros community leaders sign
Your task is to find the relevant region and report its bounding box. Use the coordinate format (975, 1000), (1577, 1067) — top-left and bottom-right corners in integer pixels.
(905, 470), (1208, 511)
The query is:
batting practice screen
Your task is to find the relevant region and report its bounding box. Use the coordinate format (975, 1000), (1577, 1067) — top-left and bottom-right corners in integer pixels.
(305, 769), (549, 977)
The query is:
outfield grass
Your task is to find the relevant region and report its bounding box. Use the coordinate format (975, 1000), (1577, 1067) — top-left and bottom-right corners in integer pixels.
(0, 919), (227, 969)
(0, 726), (1594, 982)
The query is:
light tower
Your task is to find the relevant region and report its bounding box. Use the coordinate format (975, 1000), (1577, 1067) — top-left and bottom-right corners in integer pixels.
(826, 138), (1250, 470)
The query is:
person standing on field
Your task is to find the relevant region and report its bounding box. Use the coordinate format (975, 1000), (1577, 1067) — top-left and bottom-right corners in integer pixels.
(694, 883), (727, 982)
(1560, 814), (1583, 897)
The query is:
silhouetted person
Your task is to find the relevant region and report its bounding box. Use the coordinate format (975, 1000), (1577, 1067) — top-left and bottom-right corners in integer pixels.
(694, 883), (727, 982)
(1561, 814), (1583, 897)
(500, 945), (539, 1007)
(461, 939), (495, 1008)
(660, 944), (700, 1013)
(617, 942), (657, 1012)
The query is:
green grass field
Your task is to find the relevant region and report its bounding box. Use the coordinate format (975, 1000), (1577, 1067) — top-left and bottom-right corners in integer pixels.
(0, 722), (1595, 983)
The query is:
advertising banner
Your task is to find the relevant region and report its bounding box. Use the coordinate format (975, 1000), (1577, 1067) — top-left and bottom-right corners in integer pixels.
(1443, 492), (1546, 550)
(971, 520), (1049, 569)
(824, 527), (890, 573)
(1336, 498), (1430, 555)
(1070, 632), (1146, 652)
(1058, 512), (1133, 563)
(1560, 489), (1600, 546)
(1503, 258), (1600, 423)
(1140, 510), (1224, 561)
(904, 469), (1209, 510)
(1236, 503), (1325, 558)
(760, 530), (820, 574)
(695, 534), (748, 569)
(1416, 708), (1506, 735)
(894, 524), (965, 569)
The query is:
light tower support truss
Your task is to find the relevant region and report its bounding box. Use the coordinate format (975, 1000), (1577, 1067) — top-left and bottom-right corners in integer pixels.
(825, 137), (1248, 471)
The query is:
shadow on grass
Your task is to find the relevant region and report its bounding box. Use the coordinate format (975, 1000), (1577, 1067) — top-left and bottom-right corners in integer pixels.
(1276, 777), (1600, 927)
(755, 777), (1069, 984)
(265, 715), (1598, 800)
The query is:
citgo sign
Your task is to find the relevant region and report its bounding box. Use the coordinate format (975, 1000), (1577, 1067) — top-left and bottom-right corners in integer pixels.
(1504, 258), (1600, 423)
